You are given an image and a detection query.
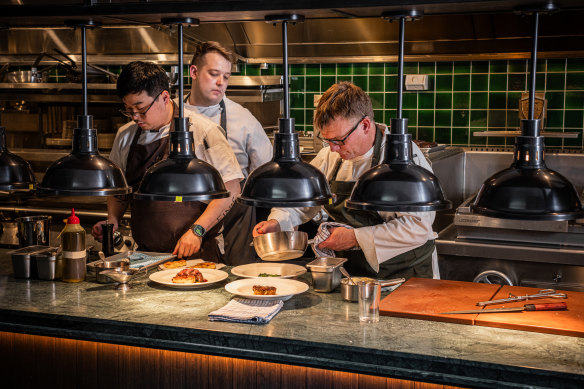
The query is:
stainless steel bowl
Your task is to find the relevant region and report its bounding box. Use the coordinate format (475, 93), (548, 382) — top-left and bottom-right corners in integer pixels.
(100, 268), (141, 290)
(252, 231), (308, 261)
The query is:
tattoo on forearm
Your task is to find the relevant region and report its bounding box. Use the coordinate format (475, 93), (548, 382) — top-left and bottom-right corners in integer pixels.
(215, 196), (237, 223)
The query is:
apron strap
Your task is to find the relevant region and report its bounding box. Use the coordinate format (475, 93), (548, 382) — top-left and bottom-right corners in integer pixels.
(219, 99), (227, 137)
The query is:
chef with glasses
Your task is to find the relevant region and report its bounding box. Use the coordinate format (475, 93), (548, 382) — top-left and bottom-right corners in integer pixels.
(92, 61), (243, 262)
(254, 82), (439, 280)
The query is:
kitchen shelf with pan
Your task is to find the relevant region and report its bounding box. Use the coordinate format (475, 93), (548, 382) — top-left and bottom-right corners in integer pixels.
(473, 130), (579, 138)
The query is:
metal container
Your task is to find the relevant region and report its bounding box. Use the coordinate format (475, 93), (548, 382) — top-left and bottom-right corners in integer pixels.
(306, 257), (347, 292)
(340, 277), (375, 302)
(32, 247), (62, 280)
(7, 245), (49, 278)
(15, 215), (51, 247)
(3, 69), (44, 83)
(92, 260), (130, 283)
(252, 231), (309, 261)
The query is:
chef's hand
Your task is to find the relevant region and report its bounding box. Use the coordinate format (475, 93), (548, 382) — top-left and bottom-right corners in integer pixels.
(91, 220), (118, 242)
(318, 227), (358, 251)
(173, 230), (202, 258)
(253, 219), (281, 237)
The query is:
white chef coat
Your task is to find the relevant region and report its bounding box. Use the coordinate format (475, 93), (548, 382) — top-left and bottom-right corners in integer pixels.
(268, 125), (440, 278)
(109, 108), (243, 184)
(182, 95), (273, 178)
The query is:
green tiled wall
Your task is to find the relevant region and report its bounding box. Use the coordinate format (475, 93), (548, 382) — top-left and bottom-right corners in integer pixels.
(238, 59), (584, 149)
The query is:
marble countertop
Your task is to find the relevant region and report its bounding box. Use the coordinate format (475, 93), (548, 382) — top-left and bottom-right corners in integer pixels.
(0, 253), (582, 389)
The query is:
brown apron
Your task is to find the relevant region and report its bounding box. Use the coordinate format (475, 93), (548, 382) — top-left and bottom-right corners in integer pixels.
(323, 124), (435, 279)
(123, 114), (222, 261)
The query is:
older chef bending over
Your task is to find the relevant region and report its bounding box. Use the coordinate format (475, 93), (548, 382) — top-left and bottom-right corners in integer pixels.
(92, 61), (243, 261)
(253, 82), (439, 280)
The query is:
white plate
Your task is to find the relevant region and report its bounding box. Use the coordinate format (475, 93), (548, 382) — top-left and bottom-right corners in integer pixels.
(231, 263), (306, 279)
(158, 259), (226, 271)
(225, 278), (309, 301)
(149, 268), (229, 289)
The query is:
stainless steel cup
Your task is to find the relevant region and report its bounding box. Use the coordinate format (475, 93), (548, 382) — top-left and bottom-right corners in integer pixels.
(15, 215), (51, 247)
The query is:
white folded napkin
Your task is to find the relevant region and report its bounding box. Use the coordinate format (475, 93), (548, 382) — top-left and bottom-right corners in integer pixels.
(311, 222), (356, 257)
(208, 298), (284, 324)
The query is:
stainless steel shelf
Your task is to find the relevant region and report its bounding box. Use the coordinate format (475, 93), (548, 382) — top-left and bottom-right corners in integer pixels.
(473, 131), (579, 138)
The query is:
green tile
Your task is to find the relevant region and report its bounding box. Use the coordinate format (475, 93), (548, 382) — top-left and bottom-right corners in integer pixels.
(507, 92), (522, 109)
(436, 93), (452, 109)
(469, 128), (487, 145)
(402, 93), (417, 109)
(435, 75), (452, 91)
(354, 63), (368, 75)
(369, 75), (384, 92)
(507, 112), (520, 128)
(536, 60), (546, 73)
(566, 92), (584, 109)
(488, 110), (506, 127)
(470, 110), (487, 127)
(384, 110), (397, 123)
(435, 128), (451, 144)
(567, 58), (584, 71)
(452, 127), (469, 145)
(565, 110), (584, 128)
(453, 92), (470, 109)
(306, 64), (320, 76)
(290, 64), (305, 76)
(370, 93), (384, 110)
(418, 110), (434, 126)
(508, 73), (526, 91)
(290, 76), (304, 92)
(245, 65), (260, 76)
(489, 92), (507, 109)
(385, 63), (397, 74)
(508, 60), (526, 73)
(337, 75), (352, 83)
(564, 129), (582, 147)
(490, 74), (507, 91)
(321, 76), (336, 92)
(353, 76), (368, 91)
(403, 109), (417, 126)
(290, 109), (305, 125)
(385, 93), (397, 109)
(472, 61), (489, 73)
(290, 93), (304, 109)
(418, 127), (434, 142)
(453, 110), (470, 126)
(385, 76), (398, 91)
(546, 73), (566, 91)
(546, 110), (564, 128)
(471, 74), (488, 91)
(436, 110), (452, 127)
(453, 61), (471, 74)
(418, 93), (434, 109)
(471, 92), (488, 109)
(436, 62), (453, 74)
(488, 136), (505, 146)
(547, 59), (566, 72)
(274, 64), (283, 75)
(489, 60), (507, 73)
(546, 92), (565, 110)
(369, 63), (384, 75)
(305, 93), (317, 110)
(337, 63), (353, 75)
(321, 64), (336, 75)
(404, 63), (418, 74)
(419, 62), (435, 74)
(535, 73), (546, 92)
(566, 73), (584, 90)
(305, 76), (320, 92)
(453, 75), (470, 91)
(260, 66), (274, 76)
(373, 110), (384, 123)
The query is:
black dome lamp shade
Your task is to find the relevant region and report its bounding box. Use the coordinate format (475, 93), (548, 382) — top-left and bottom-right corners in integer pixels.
(471, 4), (584, 221)
(238, 14), (332, 207)
(37, 20), (131, 197)
(346, 11), (451, 212)
(133, 17), (229, 202)
(0, 125), (36, 193)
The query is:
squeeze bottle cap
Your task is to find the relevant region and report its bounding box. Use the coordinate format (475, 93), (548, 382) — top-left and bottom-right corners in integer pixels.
(67, 208), (80, 225)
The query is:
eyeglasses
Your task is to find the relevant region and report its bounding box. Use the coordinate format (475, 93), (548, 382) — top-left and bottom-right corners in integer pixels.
(317, 115), (367, 146)
(119, 91), (163, 119)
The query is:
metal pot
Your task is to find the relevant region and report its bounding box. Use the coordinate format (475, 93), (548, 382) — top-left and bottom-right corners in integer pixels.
(15, 215), (51, 247)
(3, 69), (44, 83)
(93, 260), (130, 283)
(340, 277), (406, 302)
(252, 231), (309, 261)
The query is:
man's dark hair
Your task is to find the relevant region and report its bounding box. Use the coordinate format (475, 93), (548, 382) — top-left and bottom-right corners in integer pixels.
(190, 41), (234, 68)
(116, 61), (169, 99)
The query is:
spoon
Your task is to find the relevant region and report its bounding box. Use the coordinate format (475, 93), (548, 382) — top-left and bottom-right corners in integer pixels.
(340, 267), (356, 285)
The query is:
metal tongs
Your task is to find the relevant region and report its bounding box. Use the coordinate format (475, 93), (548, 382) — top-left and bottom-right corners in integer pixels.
(476, 289), (567, 307)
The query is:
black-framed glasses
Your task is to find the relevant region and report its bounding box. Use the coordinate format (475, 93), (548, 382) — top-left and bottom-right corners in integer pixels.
(119, 90), (163, 119)
(317, 114), (367, 146)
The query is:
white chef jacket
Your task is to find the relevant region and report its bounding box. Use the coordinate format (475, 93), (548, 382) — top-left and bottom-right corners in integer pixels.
(182, 95), (273, 178)
(109, 108), (243, 184)
(268, 125), (440, 278)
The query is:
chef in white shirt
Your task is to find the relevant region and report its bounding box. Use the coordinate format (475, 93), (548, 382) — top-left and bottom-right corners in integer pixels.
(184, 41), (273, 265)
(254, 82), (439, 279)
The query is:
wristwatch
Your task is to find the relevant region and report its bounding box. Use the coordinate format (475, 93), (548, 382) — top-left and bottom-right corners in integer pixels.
(191, 224), (206, 238)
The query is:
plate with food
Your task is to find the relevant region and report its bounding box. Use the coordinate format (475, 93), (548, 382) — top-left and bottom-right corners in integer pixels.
(149, 268), (229, 289)
(231, 263), (306, 279)
(158, 259), (225, 271)
(224, 278), (309, 301)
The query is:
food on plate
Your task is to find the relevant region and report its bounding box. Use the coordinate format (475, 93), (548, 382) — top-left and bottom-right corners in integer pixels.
(253, 285), (277, 295)
(413, 140), (438, 149)
(258, 273), (280, 277)
(163, 259), (187, 269)
(189, 261), (216, 269)
(171, 268), (207, 284)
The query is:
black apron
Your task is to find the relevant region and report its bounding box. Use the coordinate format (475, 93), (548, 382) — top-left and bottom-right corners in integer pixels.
(323, 124), (435, 279)
(120, 108), (222, 261)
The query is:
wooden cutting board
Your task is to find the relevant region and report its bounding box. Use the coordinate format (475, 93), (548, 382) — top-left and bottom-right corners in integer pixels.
(474, 285), (584, 337)
(379, 278), (501, 325)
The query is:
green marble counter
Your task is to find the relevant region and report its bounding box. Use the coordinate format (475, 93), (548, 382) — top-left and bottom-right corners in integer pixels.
(0, 252), (582, 389)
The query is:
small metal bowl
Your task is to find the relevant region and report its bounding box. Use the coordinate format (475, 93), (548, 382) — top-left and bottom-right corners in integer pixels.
(252, 231), (308, 261)
(340, 277), (375, 302)
(100, 269), (141, 290)
(93, 260), (130, 283)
